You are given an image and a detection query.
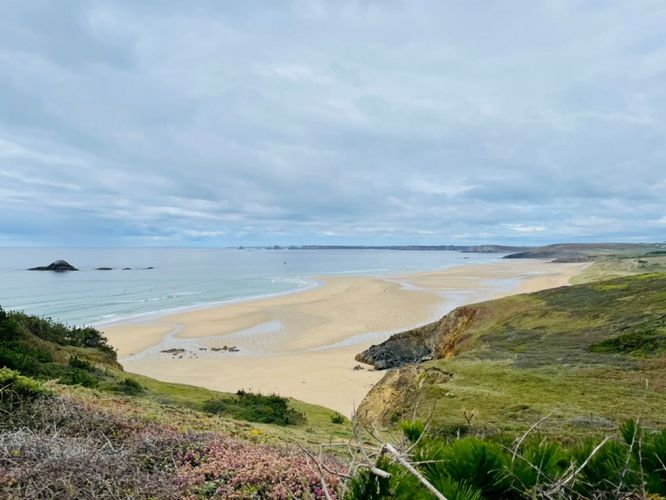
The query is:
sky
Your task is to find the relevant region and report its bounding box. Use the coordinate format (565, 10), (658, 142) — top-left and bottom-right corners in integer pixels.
(1, 1), (665, 247)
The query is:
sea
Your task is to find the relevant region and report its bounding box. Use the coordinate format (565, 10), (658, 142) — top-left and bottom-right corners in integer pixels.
(0, 248), (503, 327)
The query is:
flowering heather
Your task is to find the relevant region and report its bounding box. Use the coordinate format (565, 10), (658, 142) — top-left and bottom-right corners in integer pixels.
(1, 391), (343, 499)
(178, 438), (343, 498)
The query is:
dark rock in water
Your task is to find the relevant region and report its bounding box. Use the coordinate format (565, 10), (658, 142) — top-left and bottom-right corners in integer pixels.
(122, 267), (132, 270)
(143, 266), (155, 270)
(211, 345), (239, 352)
(96, 267), (113, 271)
(28, 260), (78, 272)
(161, 348), (186, 354)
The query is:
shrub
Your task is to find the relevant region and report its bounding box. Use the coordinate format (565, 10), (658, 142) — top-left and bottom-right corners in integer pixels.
(68, 356), (94, 371)
(8, 311), (116, 357)
(114, 377), (144, 395)
(400, 419), (425, 443)
(0, 368), (45, 398)
(63, 368), (100, 388)
(331, 412), (346, 424)
(202, 390), (306, 426)
(0, 368), (47, 413)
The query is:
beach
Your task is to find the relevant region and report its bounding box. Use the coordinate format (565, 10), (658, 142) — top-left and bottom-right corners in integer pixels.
(102, 259), (587, 415)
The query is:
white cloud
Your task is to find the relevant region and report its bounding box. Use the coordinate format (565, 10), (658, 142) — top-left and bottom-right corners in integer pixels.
(503, 224), (546, 233)
(0, 1), (664, 245)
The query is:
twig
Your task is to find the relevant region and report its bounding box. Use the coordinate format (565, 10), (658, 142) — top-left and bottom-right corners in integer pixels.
(545, 436), (611, 495)
(382, 443), (448, 500)
(511, 412), (553, 464)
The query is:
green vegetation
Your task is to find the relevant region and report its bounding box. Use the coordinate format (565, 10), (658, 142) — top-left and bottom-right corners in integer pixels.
(0, 305), (353, 445)
(345, 419), (666, 499)
(331, 412), (346, 424)
(359, 273), (666, 438)
(202, 389), (306, 425)
(572, 252), (666, 284)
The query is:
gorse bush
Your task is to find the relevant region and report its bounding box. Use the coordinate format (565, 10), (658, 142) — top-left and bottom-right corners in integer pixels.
(345, 419), (666, 499)
(203, 390), (306, 426)
(0, 368), (45, 399)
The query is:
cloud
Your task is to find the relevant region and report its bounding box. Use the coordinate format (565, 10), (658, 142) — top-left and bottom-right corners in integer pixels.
(503, 224), (547, 234)
(0, 0), (665, 246)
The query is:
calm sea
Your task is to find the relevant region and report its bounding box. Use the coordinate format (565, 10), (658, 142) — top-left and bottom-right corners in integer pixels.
(0, 248), (502, 326)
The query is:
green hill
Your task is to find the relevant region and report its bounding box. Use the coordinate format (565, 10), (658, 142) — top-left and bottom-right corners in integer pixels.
(356, 273), (666, 437)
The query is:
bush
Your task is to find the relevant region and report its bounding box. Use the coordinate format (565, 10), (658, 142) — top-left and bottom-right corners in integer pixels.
(114, 378), (144, 395)
(400, 419), (425, 443)
(331, 412), (346, 424)
(346, 420), (666, 499)
(63, 368), (100, 388)
(0, 368), (45, 398)
(202, 390), (306, 426)
(0, 368), (47, 413)
(8, 311), (115, 357)
(69, 356), (95, 371)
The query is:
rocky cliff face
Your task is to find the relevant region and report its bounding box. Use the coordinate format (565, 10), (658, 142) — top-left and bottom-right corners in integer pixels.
(355, 306), (478, 370)
(355, 365), (453, 426)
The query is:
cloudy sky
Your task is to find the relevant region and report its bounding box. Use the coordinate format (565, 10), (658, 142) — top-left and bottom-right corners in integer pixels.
(1, 1), (665, 246)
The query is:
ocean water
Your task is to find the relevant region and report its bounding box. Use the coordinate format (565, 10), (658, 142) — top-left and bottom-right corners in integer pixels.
(0, 248), (502, 326)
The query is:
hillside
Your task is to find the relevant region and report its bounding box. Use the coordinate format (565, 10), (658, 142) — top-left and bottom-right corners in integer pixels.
(0, 307), (353, 497)
(356, 273), (666, 437)
(503, 242), (666, 262)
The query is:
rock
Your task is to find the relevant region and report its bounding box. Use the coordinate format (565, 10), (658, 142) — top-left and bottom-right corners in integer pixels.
(96, 267), (113, 271)
(122, 267), (132, 270)
(211, 345), (239, 352)
(143, 266), (154, 270)
(161, 348), (186, 354)
(355, 307), (477, 370)
(355, 365), (453, 427)
(28, 260), (78, 272)
(353, 365), (365, 371)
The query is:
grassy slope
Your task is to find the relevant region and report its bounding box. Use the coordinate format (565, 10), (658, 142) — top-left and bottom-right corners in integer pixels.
(572, 253), (666, 283)
(359, 273), (666, 438)
(0, 308), (352, 444)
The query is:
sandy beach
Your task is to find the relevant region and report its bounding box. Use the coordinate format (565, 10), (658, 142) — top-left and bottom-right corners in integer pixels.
(102, 259), (587, 416)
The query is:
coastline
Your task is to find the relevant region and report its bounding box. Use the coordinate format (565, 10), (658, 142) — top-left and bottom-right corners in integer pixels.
(102, 259), (588, 415)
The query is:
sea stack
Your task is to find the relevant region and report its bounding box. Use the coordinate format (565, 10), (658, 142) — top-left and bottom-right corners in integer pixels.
(28, 260), (78, 272)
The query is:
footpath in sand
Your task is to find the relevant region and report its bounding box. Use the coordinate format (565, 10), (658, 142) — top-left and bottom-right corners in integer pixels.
(102, 260), (587, 416)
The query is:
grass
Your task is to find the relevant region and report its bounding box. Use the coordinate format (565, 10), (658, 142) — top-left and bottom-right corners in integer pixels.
(571, 253), (666, 284)
(0, 306), (353, 445)
(359, 273), (666, 439)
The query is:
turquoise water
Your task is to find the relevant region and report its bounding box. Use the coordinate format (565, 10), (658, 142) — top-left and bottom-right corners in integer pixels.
(0, 248), (502, 326)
